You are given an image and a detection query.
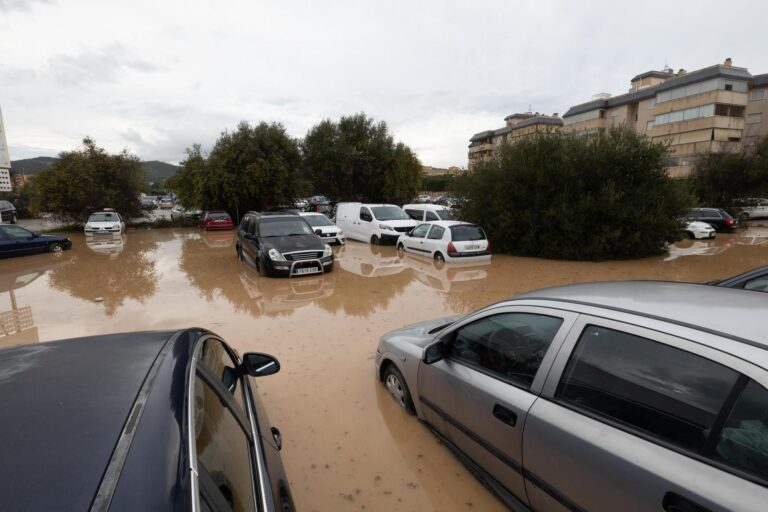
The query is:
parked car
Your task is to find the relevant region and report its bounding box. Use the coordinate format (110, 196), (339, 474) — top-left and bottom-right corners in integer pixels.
(738, 198), (768, 220)
(416, 194), (432, 203)
(0, 328), (294, 511)
(84, 210), (126, 236)
(171, 204), (203, 221)
(433, 195), (455, 207)
(686, 208), (738, 232)
(200, 210), (234, 231)
(159, 196), (175, 209)
(140, 197), (158, 211)
(684, 220), (716, 239)
(397, 221), (490, 263)
(0, 224), (71, 257)
(335, 202), (417, 245)
(710, 265), (768, 292)
(294, 198), (309, 209)
(403, 203), (455, 223)
(304, 201), (334, 218)
(376, 281), (768, 512)
(300, 212), (345, 244)
(236, 211), (333, 277)
(0, 200), (18, 224)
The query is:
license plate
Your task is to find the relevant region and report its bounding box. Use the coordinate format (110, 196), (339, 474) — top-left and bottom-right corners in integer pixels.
(294, 267), (319, 275)
(466, 244), (480, 250)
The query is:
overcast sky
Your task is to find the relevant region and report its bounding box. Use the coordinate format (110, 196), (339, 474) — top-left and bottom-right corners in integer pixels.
(2, 0), (767, 168)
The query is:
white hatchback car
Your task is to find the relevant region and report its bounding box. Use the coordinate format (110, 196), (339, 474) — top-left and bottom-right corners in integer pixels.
(397, 221), (491, 263)
(299, 212), (345, 244)
(685, 220), (716, 239)
(84, 211), (126, 236)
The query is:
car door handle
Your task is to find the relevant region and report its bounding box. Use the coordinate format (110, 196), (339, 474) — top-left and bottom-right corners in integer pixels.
(663, 492), (712, 512)
(493, 404), (517, 427)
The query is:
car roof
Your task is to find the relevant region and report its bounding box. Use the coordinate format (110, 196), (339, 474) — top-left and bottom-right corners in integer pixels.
(402, 203), (449, 210)
(0, 331), (177, 510)
(514, 281), (768, 346)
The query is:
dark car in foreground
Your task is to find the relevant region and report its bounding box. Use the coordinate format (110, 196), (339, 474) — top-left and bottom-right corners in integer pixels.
(0, 200), (17, 223)
(376, 281), (768, 512)
(0, 328), (294, 511)
(710, 265), (768, 292)
(236, 211), (333, 277)
(0, 224), (71, 258)
(686, 207), (738, 232)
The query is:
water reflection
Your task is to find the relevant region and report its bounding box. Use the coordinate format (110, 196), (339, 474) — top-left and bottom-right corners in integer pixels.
(664, 239), (731, 262)
(238, 270), (335, 316)
(733, 225), (768, 246)
(48, 234), (158, 316)
(85, 234), (125, 258)
(401, 254), (489, 292)
(202, 230), (235, 249)
(0, 255), (72, 348)
(337, 243), (408, 278)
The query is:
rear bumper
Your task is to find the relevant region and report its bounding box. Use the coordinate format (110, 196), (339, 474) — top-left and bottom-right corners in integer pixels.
(203, 224), (234, 230)
(445, 253), (491, 263)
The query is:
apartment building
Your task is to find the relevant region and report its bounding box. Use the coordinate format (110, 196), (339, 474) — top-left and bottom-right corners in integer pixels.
(563, 59), (766, 176)
(0, 106), (10, 192)
(468, 113), (562, 169)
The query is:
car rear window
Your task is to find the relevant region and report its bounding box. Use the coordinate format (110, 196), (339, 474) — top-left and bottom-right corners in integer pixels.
(436, 209), (454, 220)
(208, 212), (230, 220)
(89, 213), (119, 222)
(450, 225), (486, 241)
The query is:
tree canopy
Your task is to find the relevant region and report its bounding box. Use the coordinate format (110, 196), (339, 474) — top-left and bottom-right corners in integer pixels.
(170, 121), (305, 219)
(31, 138), (144, 222)
(301, 113), (421, 203)
(453, 127), (693, 260)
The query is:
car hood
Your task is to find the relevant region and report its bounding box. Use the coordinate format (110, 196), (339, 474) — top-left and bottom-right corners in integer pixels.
(379, 219), (418, 228)
(381, 315), (461, 349)
(86, 221), (121, 228)
(263, 234), (325, 252)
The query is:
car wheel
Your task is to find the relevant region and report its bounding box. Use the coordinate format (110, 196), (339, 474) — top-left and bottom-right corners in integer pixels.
(397, 243), (405, 255)
(236, 245), (244, 261)
(686, 231), (695, 240)
(48, 242), (64, 253)
(383, 364), (415, 414)
(371, 235), (380, 245)
(434, 252), (445, 263)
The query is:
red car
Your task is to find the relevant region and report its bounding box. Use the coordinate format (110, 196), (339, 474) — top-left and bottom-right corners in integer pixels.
(199, 211), (234, 231)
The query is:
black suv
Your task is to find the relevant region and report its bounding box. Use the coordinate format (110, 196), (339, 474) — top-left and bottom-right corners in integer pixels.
(0, 329), (294, 511)
(685, 207), (738, 232)
(0, 200), (17, 223)
(236, 211), (333, 277)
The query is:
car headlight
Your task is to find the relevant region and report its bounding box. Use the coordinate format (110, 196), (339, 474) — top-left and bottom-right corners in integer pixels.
(268, 248), (286, 261)
(323, 244), (332, 257)
(379, 224), (392, 231)
(338, 230), (344, 236)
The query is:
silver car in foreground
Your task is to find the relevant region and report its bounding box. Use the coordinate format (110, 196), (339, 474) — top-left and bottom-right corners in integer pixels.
(375, 281), (768, 512)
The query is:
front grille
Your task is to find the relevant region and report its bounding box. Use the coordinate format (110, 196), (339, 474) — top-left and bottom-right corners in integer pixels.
(393, 226), (411, 233)
(285, 251), (323, 261)
(322, 233), (336, 238)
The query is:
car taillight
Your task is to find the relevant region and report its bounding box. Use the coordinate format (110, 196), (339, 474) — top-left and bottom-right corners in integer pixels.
(447, 242), (458, 255)
(726, 218), (734, 225)
(486, 241), (491, 253)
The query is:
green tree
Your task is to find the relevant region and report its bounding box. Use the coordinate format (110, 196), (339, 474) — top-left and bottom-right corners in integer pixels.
(0, 178), (35, 218)
(689, 136), (768, 209)
(30, 138), (144, 222)
(301, 113), (421, 203)
(453, 126), (692, 260)
(170, 122), (304, 219)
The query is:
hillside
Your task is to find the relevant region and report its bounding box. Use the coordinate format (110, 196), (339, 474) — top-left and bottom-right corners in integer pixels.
(10, 157), (179, 183)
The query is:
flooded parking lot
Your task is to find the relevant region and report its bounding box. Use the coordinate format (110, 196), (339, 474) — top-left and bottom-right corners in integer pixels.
(2, 226), (767, 511)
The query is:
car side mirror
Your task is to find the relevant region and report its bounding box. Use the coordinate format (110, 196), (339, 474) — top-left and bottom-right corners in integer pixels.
(423, 341), (445, 365)
(314, 229), (322, 235)
(243, 352), (281, 377)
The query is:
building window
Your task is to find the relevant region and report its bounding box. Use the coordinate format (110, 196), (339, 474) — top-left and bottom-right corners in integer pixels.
(725, 83), (733, 91)
(656, 78), (748, 104)
(646, 121), (655, 131)
(750, 89), (766, 101)
(714, 104), (745, 117)
(746, 113), (763, 125)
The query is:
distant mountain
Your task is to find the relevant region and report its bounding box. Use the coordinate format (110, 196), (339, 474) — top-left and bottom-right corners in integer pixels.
(9, 157), (179, 183)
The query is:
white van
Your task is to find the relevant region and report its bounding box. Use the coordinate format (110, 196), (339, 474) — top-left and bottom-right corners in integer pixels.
(335, 203), (418, 244)
(402, 203), (455, 223)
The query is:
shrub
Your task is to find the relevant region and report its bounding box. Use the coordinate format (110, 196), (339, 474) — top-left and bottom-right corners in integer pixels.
(453, 126), (692, 260)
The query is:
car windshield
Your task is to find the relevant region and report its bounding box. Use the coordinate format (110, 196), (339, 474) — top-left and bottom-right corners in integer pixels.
(89, 213), (120, 222)
(451, 225), (486, 241)
(208, 212), (230, 220)
(437, 209), (454, 220)
(260, 218), (314, 237)
(304, 215), (333, 227)
(371, 206), (409, 221)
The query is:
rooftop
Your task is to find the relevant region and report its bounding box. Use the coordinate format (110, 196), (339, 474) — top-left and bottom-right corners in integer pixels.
(470, 116), (563, 142)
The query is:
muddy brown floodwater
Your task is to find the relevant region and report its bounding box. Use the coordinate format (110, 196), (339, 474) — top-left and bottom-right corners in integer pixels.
(1, 226), (767, 511)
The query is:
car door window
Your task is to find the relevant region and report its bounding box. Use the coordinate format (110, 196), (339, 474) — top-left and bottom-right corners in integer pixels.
(404, 209), (422, 221)
(194, 376), (256, 512)
(410, 224), (430, 238)
(1, 225), (33, 240)
(200, 339), (247, 413)
(447, 313), (564, 388)
(359, 207), (372, 222)
(744, 277), (768, 292)
(425, 211), (439, 221)
(556, 325), (739, 453)
(713, 379), (768, 480)
(427, 226), (445, 240)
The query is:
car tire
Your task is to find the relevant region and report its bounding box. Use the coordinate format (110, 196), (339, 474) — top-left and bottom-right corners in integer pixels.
(397, 243), (405, 255)
(434, 252), (445, 263)
(48, 242), (64, 253)
(382, 364), (415, 414)
(371, 235), (380, 245)
(236, 245), (244, 261)
(686, 231), (695, 240)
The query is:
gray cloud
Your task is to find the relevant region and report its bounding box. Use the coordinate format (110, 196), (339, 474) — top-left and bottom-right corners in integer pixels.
(0, 0), (50, 11)
(48, 45), (159, 86)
